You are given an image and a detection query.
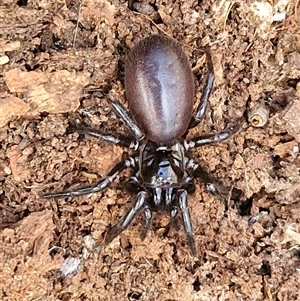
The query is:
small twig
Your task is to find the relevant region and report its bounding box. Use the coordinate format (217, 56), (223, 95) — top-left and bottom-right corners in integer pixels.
(223, 1), (235, 31)
(73, 3), (82, 48)
(191, 54), (206, 72)
(132, 10), (172, 39)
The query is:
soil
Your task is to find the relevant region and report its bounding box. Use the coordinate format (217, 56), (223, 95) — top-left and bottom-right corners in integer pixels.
(1, 0), (300, 300)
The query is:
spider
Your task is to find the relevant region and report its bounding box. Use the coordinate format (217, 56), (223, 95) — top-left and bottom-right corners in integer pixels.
(43, 35), (244, 255)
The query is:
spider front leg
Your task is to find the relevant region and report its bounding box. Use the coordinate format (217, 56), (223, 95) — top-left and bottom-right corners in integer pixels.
(177, 189), (197, 255)
(42, 156), (137, 198)
(105, 191), (149, 244)
(140, 205), (152, 241)
(186, 158), (227, 201)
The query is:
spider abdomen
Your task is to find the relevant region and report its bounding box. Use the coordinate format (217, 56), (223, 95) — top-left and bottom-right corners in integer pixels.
(125, 35), (195, 143)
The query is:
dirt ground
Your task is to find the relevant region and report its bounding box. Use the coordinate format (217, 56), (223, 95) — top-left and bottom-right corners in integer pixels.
(1, 0), (300, 300)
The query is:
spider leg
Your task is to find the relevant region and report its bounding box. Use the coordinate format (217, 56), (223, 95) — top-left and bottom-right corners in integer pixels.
(186, 159), (234, 215)
(140, 205), (152, 241)
(189, 48), (214, 129)
(42, 156), (137, 198)
(76, 127), (139, 150)
(185, 114), (245, 149)
(105, 191), (149, 244)
(169, 205), (180, 231)
(177, 189), (197, 256)
(186, 158), (228, 200)
(108, 100), (145, 141)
